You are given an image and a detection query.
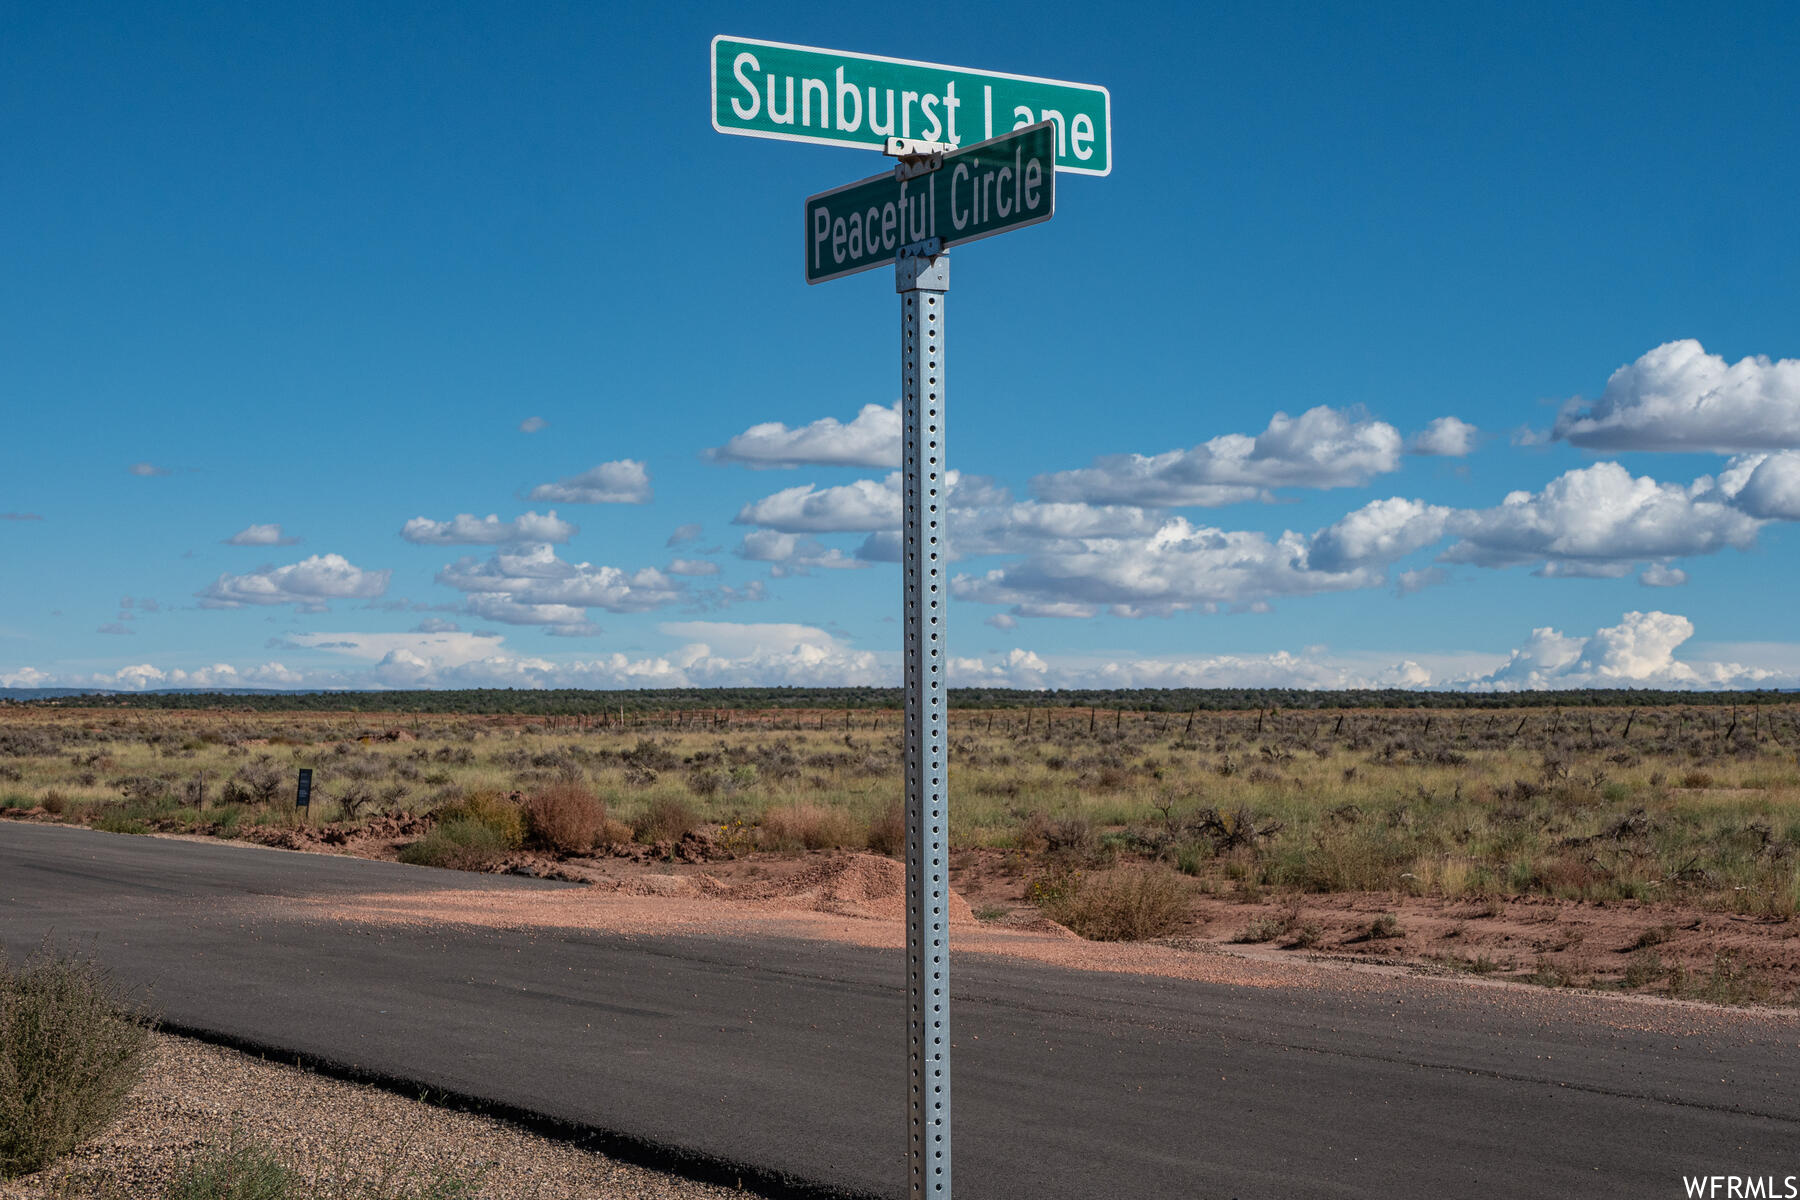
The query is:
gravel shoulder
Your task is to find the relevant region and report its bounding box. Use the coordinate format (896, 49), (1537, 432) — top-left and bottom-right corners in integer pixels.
(0, 1032), (753, 1200)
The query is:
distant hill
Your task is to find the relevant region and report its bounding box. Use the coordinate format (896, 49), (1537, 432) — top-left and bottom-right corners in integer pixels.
(0, 687), (328, 701)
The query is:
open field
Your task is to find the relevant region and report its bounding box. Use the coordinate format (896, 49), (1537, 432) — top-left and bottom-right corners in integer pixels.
(4, 700), (1799, 1003)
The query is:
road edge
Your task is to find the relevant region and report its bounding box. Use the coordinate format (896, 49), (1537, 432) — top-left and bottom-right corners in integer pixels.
(154, 1018), (891, 1200)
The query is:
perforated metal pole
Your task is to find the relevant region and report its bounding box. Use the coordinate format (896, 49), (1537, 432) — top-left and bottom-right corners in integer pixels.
(898, 247), (950, 1199)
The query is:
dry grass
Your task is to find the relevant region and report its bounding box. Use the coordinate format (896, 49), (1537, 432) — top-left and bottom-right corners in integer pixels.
(1031, 865), (1192, 941)
(2, 703), (1796, 918)
(758, 803), (855, 851)
(632, 797), (702, 844)
(519, 783), (604, 856)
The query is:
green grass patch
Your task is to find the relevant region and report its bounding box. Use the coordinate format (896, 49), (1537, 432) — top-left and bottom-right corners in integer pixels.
(397, 819), (508, 872)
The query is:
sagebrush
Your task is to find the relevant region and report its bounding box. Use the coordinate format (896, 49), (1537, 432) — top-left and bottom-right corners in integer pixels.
(0, 949), (152, 1179)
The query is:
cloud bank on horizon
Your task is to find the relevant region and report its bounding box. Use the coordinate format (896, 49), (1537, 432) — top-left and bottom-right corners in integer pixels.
(1, 610), (1786, 695)
(7, 339), (1800, 693)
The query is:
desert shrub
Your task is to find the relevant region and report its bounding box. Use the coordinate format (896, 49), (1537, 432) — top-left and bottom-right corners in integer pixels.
(521, 782), (605, 855)
(233, 757), (283, 805)
(0, 950), (152, 1179)
(327, 779), (378, 822)
(165, 1132), (299, 1200)
(760, 803), (855, 851)
(1364, 913), (1403, 940)
(430, 791), (523, 849)
(397, 819), (508, 872)
(91, 812), (150, 835)
(1623, 949), (1666, 988)
(865, 802), (905, 857)
(1695, 951), (1769, 1006)
(1045, 815), (1096, 857)
(1033, 865), (1191, 941)
(1525, 956), (1573, 988)
(1233, 916), (1285, 944)
(116, 776), (170, 805)
(622, 737), (678, 772)
(634, 796), (701, 843)
(39, 790), (68, 815)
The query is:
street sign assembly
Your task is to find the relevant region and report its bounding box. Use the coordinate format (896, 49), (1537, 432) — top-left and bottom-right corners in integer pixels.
(713, 35), (1111, 176)
(715, 38), (1105, 1196)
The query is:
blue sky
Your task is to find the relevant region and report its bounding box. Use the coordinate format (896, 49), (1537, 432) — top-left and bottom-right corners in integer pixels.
(4, 1), (1799, 692)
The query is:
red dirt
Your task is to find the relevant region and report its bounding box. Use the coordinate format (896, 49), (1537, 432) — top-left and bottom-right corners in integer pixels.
(11, 806), (1800, 1013)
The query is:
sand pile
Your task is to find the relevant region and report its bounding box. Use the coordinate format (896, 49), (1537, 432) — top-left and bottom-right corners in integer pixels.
(732, 853), (976, 924)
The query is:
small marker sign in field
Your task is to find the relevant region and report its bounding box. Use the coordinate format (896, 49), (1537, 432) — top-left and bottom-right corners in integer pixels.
(295, 768), (312, 809)
(713, 36), (1112, 175)
(804, 121), (1056, 284)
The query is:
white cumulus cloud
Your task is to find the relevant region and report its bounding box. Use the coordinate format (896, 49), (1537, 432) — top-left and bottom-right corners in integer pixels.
(527, 459), (652, 504)
(953, 518), (1384, 619)
(224, 524), (300, 546)
(734, 475), (901, 533)
(1718, 451), (1800, 521)
(199, 554), (391, 612)
(435, 544), (685, 625)
(1552, 340), (1800, 452)
(1407, 416), (1479, 456)
(737, 530), (866, 572)
(400, 511), (578, 545)
(1031, 406), (1403, 506)
(1473, 610), (1771, 690)
(1438, 461), (1761, 571)
(1309, 497), (1453, 572)
(708, 402), (900, 468)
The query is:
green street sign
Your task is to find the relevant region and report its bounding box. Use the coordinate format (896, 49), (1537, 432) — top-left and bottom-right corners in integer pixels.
(713, 35), (1111, 177)
(805, 122), (1056, 284)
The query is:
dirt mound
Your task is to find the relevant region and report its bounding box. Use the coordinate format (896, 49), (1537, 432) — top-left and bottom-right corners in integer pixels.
(733, 853), (975, 924)
(616, 873), (704, 898)
(997, 910), (1084, 940)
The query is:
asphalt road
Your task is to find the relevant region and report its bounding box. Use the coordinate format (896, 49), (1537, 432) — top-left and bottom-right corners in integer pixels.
(3, 821), (1796, 1199)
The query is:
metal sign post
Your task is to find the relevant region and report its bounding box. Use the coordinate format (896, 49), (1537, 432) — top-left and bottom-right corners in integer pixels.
(715, 39), (1097, 1196)
(898, 236), (951, 1198)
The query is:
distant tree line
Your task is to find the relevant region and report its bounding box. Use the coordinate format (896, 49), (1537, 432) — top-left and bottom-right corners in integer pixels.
(9, 685), (1795, 715)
